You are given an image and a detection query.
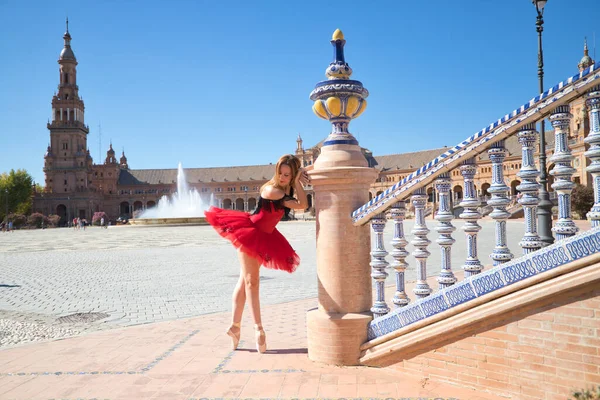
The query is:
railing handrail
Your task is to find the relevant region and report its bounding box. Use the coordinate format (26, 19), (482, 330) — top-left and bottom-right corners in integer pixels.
(352, 63), (600, 226)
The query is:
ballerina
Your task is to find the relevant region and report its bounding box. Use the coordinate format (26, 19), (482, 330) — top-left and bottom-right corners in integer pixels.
(204, 154), (309, 353)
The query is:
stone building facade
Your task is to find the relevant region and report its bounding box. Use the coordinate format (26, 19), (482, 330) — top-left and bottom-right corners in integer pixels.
(32, 26), (596, 224)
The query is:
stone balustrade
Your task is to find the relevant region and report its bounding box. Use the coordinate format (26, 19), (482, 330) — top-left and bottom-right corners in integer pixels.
(355, 69), (600, 332)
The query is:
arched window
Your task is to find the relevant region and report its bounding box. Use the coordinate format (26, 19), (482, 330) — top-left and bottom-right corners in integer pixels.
(453, 185), (463, 201)
(511, 180), (521, 196)
(426, 187), (435, 203)
(481, 183), (491, 197)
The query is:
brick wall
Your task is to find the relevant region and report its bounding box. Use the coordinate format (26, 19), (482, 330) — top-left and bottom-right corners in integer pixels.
(385, 286), (600, 400)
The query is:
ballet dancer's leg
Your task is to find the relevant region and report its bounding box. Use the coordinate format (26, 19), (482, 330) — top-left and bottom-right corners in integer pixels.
(239, 250), (266, 353)
(226, 270), (245, 350)
(231, 270), (246, 324)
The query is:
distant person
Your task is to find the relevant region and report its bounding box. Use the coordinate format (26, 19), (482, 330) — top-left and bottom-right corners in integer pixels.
(204, 154), (309, 354)
(8, 221), (13, 232)
(100, 217), (105, 229)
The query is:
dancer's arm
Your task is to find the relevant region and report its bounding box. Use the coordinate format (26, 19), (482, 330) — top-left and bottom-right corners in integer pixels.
(283, 169), (309, 210)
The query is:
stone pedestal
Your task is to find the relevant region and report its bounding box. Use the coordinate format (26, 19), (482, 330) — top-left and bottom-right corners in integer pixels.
(307, 309), (372, 365)
(306, 29), (377, 365)
(306, 144), (378, 365)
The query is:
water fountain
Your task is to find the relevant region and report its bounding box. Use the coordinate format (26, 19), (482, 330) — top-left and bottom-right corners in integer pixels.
(129, 163), (211, 226)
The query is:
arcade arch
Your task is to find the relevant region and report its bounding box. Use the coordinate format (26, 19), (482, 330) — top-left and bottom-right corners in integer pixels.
(120, 201), (130, 216)
(56, 204), (67, 226)
(235, 198), (244, 211)
(510, 180), (521, 196)
(248, 197), (257, 211)
(453, 185), (463, 202)
(481, 183), (491, 198)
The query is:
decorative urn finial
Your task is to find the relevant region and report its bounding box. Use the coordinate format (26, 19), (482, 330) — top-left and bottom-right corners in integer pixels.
(326, 29), (353, 80)
(310, 29), (368, 146)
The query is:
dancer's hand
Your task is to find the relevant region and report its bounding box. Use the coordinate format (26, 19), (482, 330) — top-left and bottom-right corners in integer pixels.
(296, 168), (310, 186)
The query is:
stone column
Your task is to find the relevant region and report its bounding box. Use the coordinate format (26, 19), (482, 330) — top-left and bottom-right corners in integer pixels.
(411, 188), (432, 298)
(370, 213), (389, 318)
(306, 29), (378, 366)
(434, 173), (457, 289)
(487, 140), (513, 265)
(459, 158), (483, 277)
(390, 201), (410, 308)
(585, 85), (600, 227)
(517, 124), (542, 254)
(550, 106), (578, 240)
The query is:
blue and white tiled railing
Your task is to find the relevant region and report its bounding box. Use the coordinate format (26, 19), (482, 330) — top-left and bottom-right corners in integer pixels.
(367, 226), (600, 340)
(355, 63), (600, 333)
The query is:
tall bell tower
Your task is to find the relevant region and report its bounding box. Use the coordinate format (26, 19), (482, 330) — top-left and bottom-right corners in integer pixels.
(44, 19), (91, 193)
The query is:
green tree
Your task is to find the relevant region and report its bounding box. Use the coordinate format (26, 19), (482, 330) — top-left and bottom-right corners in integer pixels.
(571, 385), (600, 399)
(571, 184), (595, 220)
(0, 169), (34, 222)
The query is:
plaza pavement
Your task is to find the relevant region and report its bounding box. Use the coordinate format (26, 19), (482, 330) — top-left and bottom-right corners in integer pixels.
(0, 218), (590, 399)
(0, 219), (554, 332)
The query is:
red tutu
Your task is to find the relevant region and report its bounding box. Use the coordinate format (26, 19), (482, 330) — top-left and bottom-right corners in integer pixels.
(204, 205), (300, 273)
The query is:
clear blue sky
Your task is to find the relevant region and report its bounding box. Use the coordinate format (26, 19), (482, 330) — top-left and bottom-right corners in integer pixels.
(0, 0), (596, 185)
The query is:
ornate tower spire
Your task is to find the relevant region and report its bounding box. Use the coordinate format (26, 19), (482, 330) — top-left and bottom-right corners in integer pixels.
(120, 149), (129, 169)
(578, 37), (595, 72)
(105, 142), (116, 165)
(52, 18), (85, 127)
(296, 133), (303, 153)
(60, 17), (76, 62)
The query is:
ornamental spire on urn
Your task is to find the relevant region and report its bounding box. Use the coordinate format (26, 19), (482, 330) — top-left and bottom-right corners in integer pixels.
(310, 29), (369, 147)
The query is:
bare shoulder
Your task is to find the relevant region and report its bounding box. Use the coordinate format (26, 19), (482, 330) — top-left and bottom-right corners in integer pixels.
(261, 184), (285, 200)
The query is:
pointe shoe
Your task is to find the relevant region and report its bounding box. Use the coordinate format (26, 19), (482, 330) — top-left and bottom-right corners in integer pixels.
(226, 322), (241, 350)
(255, 324), (267, 354)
